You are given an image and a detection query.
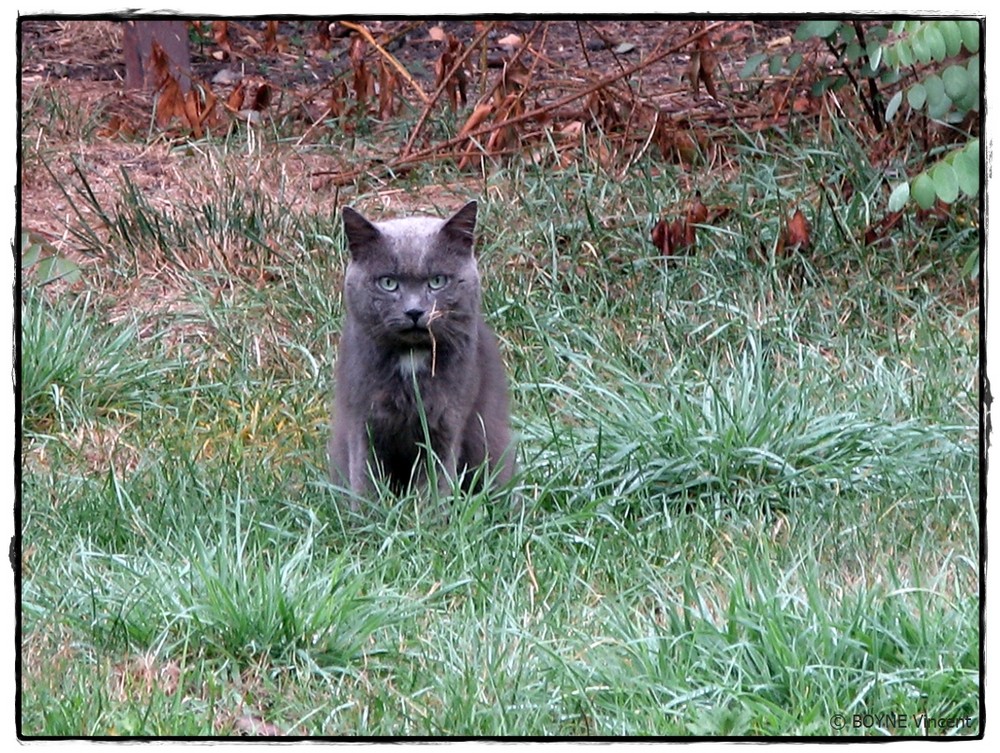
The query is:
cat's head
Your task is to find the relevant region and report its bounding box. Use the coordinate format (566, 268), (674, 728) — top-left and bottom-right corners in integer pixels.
(341, 201), (482, 349)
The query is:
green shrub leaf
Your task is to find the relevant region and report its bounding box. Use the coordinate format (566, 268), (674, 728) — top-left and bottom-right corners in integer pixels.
(866, 40), (883, 70)
(907, 83), (927, 110)
(937, 20), (963, 57)
(895, 39), (914, 67)
(888, 181), (910, 212)
(910, 27), (931, 64)
(911, 172), (937, 210)
(931, 162), (960, 204)
(958, 20), (980, 53)
(923, 25), (947, 62)
(885, 90), (903, 121)
(795, 20), (842, 41)
(953, 140), (980, 197)
(740, 52), (768, 79)
(942, 64), (969, 103)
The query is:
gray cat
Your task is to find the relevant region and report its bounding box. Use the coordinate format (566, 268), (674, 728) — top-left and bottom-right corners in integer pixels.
(328, 201), (515, 504)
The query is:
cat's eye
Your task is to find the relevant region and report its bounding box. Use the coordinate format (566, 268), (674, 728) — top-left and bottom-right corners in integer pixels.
(428, 274), (449, 290)
(377, 276), (399, 292)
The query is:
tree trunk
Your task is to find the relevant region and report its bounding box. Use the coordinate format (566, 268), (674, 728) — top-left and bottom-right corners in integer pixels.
(123, 20), (191, 94)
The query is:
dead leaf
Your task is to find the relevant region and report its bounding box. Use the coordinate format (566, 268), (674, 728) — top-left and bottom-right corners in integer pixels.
(558, 120), (584, 139)
(262, 20), (286, 53)
(212, 21), (232, 58)
(651, 217), (693, 259)
(458, 101), (495, 137)
(348, 35), (373, 108)
(686, 191), (709, 225)
(233, 715), (283, 737)
(485, 93), (523, 158)
(783, 209), (811, 252)
(183, 82), (221, 137)
(497, 33), (522, 48)
(865, 210), (904, 247)
(314, 21), (333, 51)
(458, 101), (496, 169)
(98, 114), (137, 139)
(428, 25), (448, 42)
(690, 33), (718, 99)
(327, 79), (349, 118)
(434, 33), (468, 110)
(378, 58), (398, 119)
(498, 58), (530, 99)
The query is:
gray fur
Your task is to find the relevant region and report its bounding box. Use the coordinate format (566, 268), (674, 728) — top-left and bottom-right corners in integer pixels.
(328, 201), (515, 504)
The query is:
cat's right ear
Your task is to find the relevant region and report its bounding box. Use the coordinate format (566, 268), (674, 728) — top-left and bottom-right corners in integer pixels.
(342, 207), (381, 257)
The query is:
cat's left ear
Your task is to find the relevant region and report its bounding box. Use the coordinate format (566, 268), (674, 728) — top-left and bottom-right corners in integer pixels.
(342, 206), (381, 258)
(441, 201), (478, 250)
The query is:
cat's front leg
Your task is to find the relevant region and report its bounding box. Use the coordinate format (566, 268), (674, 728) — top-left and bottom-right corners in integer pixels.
(346, 431), (374, 508)
(436, 443), (460, 496)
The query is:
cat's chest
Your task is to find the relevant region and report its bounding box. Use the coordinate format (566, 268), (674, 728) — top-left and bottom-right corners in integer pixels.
(396, 348), (431, 378)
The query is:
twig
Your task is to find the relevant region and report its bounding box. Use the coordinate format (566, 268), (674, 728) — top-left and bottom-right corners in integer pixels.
(314, 21), (727, 183)
(575, 21), (592, 69)
(339, 20), (430, 105)
(401, 21), (497, 157)
(475, 22), (544, 109)
(426, 302), (445, 377)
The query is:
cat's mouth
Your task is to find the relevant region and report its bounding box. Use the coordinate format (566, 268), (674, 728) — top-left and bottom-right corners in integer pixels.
(395, 323), (433, 344)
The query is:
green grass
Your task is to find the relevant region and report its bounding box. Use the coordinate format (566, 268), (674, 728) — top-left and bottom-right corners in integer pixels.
(19, 101), (980, 737)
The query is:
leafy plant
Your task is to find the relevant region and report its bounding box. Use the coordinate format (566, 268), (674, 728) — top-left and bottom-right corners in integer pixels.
(21, 230), (82, 285)
(742, 20), (980, 214)
(796, 20), (979, 211)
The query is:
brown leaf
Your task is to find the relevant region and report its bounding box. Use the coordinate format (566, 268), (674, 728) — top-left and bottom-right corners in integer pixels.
(262, 21), (284, 53)
(585, 88), (620, 132)
(183, 83), (220, 138)
(865, 210), (903, 246)
(348, 32), (366, 67)
(314, 21), (333, 51)
(434, 49), (456, 110)
(458, 101), (495, 137)
(348, 36), (373, 108)
(434, 34), (468, 110)
(686, 190), (709, 225)
(694, 34), (718, 99)
(212, 21), (232, 57)
(485, 93), (523, 157)
(783, 209), (811, 252)
(683, 218), (697, 248)
(651, 217), (693, 259)
(458, 101), (496, 169)
(378, 58), (397, 119)
(228, 76), (272, 114)
(98, 114), (137, 139)
(149, 41), (174, 90)
(155, 77), (187, 129)
(327, 79), (349, 118)
(497, 33), (522, 48)
(651, 219), (668, 254)
(226, 81), (246, 113)
(233, 715), (283, 737)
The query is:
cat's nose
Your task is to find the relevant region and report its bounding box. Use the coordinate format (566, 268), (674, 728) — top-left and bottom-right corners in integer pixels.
(405, 308), (424, 325)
